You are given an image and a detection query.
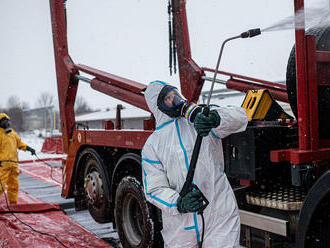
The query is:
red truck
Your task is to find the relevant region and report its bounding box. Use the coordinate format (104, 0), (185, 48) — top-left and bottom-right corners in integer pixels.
(49, 0), (330, 247)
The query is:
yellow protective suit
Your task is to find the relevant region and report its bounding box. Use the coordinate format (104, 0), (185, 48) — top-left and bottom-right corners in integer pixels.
(0, 126), (27, 204)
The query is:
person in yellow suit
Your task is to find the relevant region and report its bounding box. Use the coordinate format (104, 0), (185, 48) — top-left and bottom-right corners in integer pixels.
(0, 113), (35, 204)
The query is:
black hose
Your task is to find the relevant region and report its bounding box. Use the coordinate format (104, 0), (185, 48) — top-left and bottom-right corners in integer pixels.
(168, 0), (173, 75)
(33, 153), (62, 185)
(0, 179), (68, 248)
(198, 212), (206, 248)
(1, 155), (62, 184)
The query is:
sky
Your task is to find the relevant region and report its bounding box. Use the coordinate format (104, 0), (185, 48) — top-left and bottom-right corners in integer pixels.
(0, 0), (327, 111)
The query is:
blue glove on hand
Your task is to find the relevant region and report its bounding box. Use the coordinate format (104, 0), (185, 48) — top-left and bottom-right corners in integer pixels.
(177, 189), (204, 213)
(194, 110), (220, 136)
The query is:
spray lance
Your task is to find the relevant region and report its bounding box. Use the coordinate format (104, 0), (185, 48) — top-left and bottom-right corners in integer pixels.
(179, 28), (261, 248)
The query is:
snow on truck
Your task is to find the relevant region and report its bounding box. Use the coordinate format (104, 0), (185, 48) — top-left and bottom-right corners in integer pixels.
(50, 0), (330, 247)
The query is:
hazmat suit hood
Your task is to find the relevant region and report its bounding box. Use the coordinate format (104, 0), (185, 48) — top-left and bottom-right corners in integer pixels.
(145, 81), (180, 126)
(0, 113), (10, 120)
(0, 113), (11, 133)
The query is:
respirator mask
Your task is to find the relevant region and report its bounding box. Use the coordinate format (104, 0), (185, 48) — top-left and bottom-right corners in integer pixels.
(0, 118), (12, 133)
(157, 86), (187, 118)
(157, 85), (204, 122)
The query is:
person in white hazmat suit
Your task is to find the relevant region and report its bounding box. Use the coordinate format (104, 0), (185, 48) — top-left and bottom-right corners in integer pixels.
(142, 80), (248, 248)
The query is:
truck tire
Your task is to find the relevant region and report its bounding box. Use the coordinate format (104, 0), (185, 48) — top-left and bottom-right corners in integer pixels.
(83, 150), (111, 223)
(304, 194), (330, 248)
(114, 176), (163, 248)
(296, 170), (330, 247)
(286, 26), (330, 138)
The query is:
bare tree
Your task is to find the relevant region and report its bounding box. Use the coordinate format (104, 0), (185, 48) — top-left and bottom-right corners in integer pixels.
(6, 96), (24, 131)
(7, 95), (21, 109)
(36, 92), (54, 107)
(75, 96), (93, 115)
(21, 101), (30, 110)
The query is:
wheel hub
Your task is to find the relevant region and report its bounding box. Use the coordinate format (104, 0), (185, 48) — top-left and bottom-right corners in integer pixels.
(122, 193), (143, 246)
(84, 171), (104, 206)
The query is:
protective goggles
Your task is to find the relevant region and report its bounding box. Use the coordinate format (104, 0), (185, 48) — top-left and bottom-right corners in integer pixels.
(160, 86), (186, 110)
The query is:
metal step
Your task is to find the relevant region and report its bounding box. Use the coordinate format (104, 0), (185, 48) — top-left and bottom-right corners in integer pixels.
(239, 210), (288, 237)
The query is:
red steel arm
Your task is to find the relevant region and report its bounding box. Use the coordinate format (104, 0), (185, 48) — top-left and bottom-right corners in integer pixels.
(91, 79), (148, 112)
(172, 0), (204, 102)
(74, 64), (149, 111)
(226, 78), (288, 103)
(74, 64), (147, 94)
(202, 67), (289, 103)
(49, 0), (78, 153)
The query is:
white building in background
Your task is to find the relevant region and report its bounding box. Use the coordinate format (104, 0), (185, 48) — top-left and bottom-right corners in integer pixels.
(75, 106), (151, 130)
(23, 106), (60, 132)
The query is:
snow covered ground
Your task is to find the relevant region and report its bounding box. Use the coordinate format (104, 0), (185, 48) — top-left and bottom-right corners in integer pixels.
(17, 131), (66, 161)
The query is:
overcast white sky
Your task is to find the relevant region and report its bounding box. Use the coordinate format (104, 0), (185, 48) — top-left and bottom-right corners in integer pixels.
(0, 0), (327, 111)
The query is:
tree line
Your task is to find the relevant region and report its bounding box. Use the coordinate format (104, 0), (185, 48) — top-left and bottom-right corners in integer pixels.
(0, 92), (94, 132)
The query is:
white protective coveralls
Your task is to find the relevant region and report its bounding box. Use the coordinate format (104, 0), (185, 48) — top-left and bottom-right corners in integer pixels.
(142, 81), (248, 248)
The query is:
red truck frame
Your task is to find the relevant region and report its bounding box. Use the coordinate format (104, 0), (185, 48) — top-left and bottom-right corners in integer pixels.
(49, 0), (330, 247)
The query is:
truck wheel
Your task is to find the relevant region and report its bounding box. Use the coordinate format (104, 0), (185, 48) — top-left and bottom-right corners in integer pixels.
(83, 151), (111, 223)
(296, 170), (330, 247)
(304, 194), (330, 247)
(115, 176), (162, 248)
(286, 26), (330, 138)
